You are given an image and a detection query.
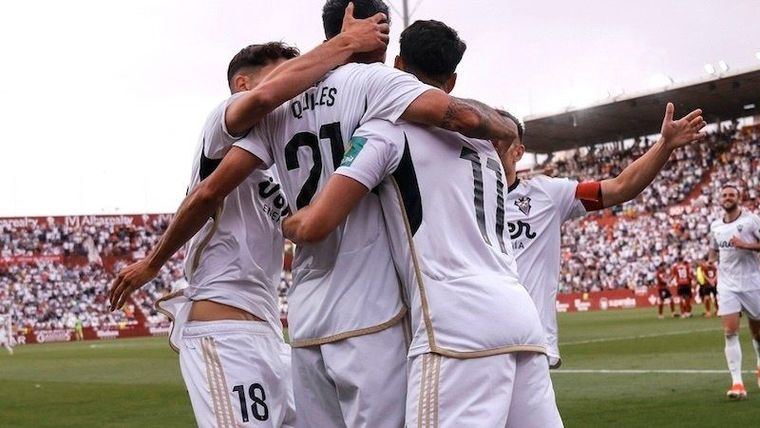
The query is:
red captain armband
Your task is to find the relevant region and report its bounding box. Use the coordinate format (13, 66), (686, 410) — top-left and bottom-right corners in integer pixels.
(575, 181), (604, 212)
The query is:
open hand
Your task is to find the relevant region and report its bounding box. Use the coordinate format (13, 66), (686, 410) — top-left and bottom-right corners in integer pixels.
(340, 2), (390, 53)
(108, 259), (160, 311)
(661, 102), (707, 149)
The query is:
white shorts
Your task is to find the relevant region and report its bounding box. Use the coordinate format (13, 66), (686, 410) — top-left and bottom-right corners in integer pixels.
(717, 288), (760, 320)
(291, 321), (408, 428)
(407, 351), (563, 428)
(179, 320), (295, 428)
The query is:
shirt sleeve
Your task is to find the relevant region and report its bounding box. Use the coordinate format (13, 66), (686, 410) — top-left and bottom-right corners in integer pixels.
(334, 120), (403, 191)
(232, 106), (285, 168)
(752, 214), (760, 241)
(360, 64), (436, 125)
(540, 176), (587, 222)
(204, 92), (249, 158)
(709, 224), (719, 250)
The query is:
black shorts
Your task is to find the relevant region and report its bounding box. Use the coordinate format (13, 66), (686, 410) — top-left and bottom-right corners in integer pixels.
(677, 285), (692, 298)
(699, 285), (717, 298)
(658, 288), (672, 300)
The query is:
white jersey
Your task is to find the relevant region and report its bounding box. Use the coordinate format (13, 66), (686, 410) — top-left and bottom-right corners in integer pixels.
(0, 316), (6, 338)
(336, 119), (546, 358)
(183, 93), (287, 335)
(505, 176), (586, 363)
(710, 210), (760, 292)
(236, 62), (434, 345)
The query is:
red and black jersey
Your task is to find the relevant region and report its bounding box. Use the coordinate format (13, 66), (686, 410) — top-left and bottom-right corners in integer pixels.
(656, 271), (669, 288)
(671, 263), (692, 286)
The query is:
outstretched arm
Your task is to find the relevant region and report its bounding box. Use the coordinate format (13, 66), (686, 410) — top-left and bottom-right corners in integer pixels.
(400, 90), (518, 144)
(225, 3), (390, 136)
(108, 147), (263, 310)
(599, 103), (706, 208)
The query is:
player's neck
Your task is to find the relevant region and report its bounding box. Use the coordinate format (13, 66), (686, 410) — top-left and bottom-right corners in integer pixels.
(506, 169), (518, 187)
(723, 208), (742, 223)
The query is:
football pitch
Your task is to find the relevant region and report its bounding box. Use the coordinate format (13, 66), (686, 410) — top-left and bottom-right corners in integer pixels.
(2, 308), (759, 427)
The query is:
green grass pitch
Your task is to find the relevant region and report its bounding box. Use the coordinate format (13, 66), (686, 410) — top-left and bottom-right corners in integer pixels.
(1, 308), (759, 427)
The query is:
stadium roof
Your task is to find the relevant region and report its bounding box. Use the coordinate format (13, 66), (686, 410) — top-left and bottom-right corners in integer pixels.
(523, 66), (760, 154)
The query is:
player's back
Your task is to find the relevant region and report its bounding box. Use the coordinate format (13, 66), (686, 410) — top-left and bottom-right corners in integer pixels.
(239, 62), (431, 343)
(340, 119), (546, 357)
(672, 262), (691, 285)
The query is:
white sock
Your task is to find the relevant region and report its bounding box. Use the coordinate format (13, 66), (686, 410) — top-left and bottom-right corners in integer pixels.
(725, 334), (743, 385)
(752, 338), (760, 367)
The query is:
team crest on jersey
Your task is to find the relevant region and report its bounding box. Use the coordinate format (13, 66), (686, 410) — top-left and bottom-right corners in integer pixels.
(515, 196), (532, 216)
(737, 224), (743, 232)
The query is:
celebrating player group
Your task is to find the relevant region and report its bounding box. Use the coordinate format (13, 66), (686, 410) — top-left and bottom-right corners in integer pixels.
(105, 0), (760, 426)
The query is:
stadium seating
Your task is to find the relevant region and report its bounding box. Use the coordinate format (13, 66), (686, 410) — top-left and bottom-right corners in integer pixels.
(552, 125), (759, 293)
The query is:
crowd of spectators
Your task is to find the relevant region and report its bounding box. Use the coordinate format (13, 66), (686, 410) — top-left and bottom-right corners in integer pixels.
(0, 217), (176, 330)
(0, 216), (172, 260)
(0, 261), (135, 330)
(553, 125), (759, 293)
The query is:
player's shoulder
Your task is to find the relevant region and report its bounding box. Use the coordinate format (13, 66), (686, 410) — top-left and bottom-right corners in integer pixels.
(524, 174), (577, 193)
(329, 62), (395, 81)
(709, 217), (723, 229)
(743, 210), (760, 223)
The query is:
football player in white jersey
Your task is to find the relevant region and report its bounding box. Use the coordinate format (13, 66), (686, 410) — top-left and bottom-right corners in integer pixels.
(111, 2), (518, 427)
(227, 2), (520, 426)
(283, 20), (561, 427)
(496, 104), (706, 368)
(108, 8), (393, 427)
(0, 314), (13, 356)
(708, 183), (760, 399)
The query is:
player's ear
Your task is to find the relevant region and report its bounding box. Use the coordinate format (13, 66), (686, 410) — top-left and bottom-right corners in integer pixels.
(514, 143), (525, 162)
(443, 73), (457, 94)
(233, 74), (249, 93)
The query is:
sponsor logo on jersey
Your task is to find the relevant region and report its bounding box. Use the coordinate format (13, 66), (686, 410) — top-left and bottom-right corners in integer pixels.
(258, 178), (290, 223)
(340, 136), (367, 167)
(508, 220), (536, 240)
(514, 196), (532, 216)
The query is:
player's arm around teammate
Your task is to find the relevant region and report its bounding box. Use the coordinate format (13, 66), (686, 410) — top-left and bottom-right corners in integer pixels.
(224, 2), (390, 137)
(107, 6), (392, 309)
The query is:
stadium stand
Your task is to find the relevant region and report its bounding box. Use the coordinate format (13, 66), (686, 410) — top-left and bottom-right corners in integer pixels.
(550, 125), (759, 293)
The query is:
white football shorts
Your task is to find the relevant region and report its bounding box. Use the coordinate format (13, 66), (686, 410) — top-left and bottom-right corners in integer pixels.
(407, 351), (563, 428)
(179, 320), (295, 428)
(717, 288), (760, 320)
(290, 321), (408, 428)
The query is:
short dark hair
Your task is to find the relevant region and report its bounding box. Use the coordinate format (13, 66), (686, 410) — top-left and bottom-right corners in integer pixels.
(496, 109), (525, 141)
(722, 182), (740, 193)
(227, 42), (300, 86)
(323, 0), (390, 39)
(400, 20), (466, 83)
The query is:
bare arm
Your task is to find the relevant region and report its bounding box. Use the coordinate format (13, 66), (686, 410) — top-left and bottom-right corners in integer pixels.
(400, 90), (518, 143)
(108, 147), (263, 310)
(283, 175), (370, 243)
(600, 103), (706, 208)
(225, 4), (389, 136)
